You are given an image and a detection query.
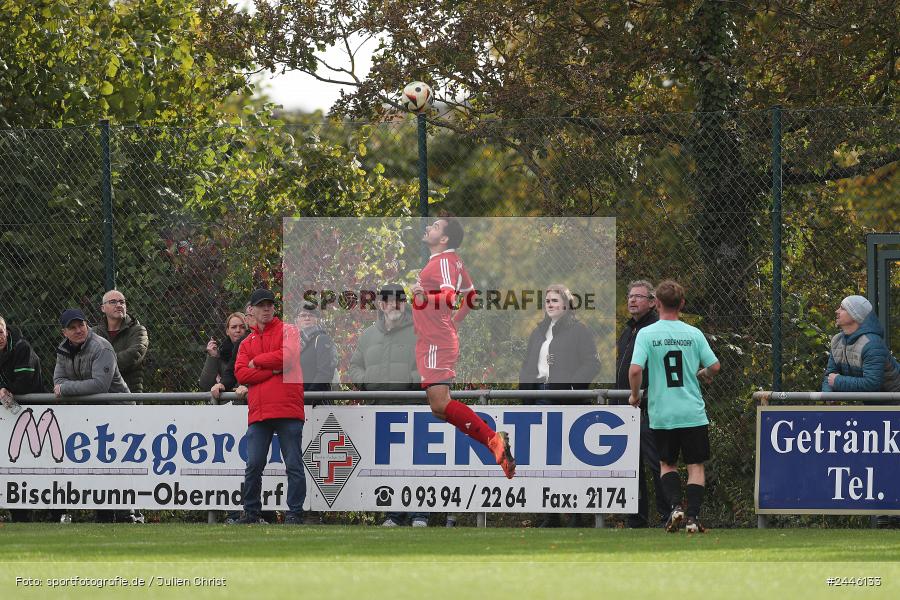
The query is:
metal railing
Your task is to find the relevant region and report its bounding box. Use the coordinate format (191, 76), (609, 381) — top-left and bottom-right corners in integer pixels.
(753, 391), (900, 404)
(16, 389), (636, 404)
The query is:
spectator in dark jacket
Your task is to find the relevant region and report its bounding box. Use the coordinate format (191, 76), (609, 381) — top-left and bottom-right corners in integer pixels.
(94, 289), (149, 393)
(519, 284), (600, 404)
(0, 315), (44, 523)
(296, 304), (339, 398)
(613, 279), (668, 528)
(199, 311), (250, 403)
(0, 315), (43, 402)
(519, 284), (600, 528)
(198, 311), (251, 525)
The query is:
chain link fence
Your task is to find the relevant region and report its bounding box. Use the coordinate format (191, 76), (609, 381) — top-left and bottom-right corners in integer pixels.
(1, 106), (896, 526)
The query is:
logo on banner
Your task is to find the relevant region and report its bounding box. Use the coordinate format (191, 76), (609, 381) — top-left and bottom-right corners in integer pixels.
(8, 408), (64, 463)
(303, 413), (360, 507)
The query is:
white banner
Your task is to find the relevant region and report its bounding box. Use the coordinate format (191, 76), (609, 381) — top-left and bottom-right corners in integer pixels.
(306, 406), (639, 513)
(1, 405), (639, 513)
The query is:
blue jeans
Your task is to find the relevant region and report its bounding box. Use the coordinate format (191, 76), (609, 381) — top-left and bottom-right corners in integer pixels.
(244, 418), (305, 517)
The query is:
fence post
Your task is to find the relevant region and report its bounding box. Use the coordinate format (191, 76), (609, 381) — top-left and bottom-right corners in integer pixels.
(100, 119), (116, 291)
(417, 112), (428, 219)
(770, 106), (782, 393)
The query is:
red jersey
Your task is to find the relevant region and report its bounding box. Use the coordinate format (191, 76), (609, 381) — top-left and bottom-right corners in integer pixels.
(412, 249), (474, 344)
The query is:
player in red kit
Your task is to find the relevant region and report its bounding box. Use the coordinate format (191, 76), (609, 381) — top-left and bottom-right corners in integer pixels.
(411, 217), (516, 478)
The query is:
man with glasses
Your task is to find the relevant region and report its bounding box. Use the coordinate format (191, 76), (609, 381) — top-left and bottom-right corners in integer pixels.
(296, 304), (339, 396)
(95, 290), (149, 394)
(614, 279), (668, 528)
(629, 280), (720, 534)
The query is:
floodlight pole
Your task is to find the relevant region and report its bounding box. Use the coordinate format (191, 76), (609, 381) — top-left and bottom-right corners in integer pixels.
(417, 112), (428, 219)
(770, 105), (783, 395)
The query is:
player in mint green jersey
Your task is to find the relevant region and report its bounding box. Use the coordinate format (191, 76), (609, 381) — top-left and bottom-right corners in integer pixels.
(628, 280), (720, 533)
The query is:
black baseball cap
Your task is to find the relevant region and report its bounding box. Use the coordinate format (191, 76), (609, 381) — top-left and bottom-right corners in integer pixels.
(60, 308), (87, 327)
(379, 284), (407, 301)
(248, 288), (276, 306)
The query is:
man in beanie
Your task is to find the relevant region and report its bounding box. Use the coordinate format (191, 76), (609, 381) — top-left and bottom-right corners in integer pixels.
(822, 295), (900, 394)
(232, 289), (305, 525)
(348, 284), (427, 526)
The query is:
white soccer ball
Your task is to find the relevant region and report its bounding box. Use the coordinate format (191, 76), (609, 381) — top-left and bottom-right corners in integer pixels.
(402, 81), (434, 113)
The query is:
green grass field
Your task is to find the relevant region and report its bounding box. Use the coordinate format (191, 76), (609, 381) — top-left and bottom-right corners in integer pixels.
(1, 524), (898, 599)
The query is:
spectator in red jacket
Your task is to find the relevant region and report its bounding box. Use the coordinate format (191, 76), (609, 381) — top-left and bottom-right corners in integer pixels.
(232, 289), (305, 525)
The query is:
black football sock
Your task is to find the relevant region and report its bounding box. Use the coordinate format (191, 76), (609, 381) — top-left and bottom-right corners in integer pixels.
(686, 484), (705, 519)
(660, 471), (682, 509)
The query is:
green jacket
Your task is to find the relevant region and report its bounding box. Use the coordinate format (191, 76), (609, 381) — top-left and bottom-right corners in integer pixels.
(95, 314), (149, 393)
(348, 310), (419, 397)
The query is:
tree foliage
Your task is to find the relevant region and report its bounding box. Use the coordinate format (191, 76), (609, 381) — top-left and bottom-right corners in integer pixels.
(0, 0), (416, 391)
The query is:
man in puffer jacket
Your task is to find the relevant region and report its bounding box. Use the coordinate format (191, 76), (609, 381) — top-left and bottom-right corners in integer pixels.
(822, 295), (900, 394)
(54, 309), (130, 396)
(823, 295), (900, 530)
(233, 289), (305, 525)
(348, 284), (419, 395)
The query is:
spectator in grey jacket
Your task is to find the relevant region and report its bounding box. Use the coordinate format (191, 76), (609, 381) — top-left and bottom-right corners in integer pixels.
(54, 309), (129, 397)
(54, 308), (130, 523)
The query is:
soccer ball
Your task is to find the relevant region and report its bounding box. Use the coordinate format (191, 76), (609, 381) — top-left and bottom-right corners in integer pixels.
(402, 81), (434, 113)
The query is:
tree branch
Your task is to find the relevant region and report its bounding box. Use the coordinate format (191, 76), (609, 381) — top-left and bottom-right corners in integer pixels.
(782, 150), (900, 186)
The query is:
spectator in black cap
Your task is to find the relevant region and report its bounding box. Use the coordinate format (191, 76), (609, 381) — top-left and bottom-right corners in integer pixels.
(295, 302), (339, 399)
(53, 308), (130, 523)
(232, 288), (306, 525)
(53, 309), (129, 397)
(348, 284), (427, 526)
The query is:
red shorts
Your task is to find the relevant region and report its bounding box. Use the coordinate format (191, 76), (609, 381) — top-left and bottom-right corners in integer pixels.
(416, 340), (458, 388)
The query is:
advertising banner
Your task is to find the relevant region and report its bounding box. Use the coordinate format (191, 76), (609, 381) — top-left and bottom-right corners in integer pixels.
(1, 404), (638, 514)
(756, 406), (900, 514)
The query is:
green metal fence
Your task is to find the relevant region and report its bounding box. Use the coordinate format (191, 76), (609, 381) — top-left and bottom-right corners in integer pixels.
(1, 105), (896, 526)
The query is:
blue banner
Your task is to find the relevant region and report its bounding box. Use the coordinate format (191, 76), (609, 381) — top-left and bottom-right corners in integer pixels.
(756, 406), (900, 514)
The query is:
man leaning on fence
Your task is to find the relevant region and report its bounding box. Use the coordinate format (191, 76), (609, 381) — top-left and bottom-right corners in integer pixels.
(232, 289), (306, 525)
(822, 295), (900, 530)
(94, 289), (149, 393)
(349, 283), (430, 526)
(53, 308), (132, 523)
(822, 295), (900, 395)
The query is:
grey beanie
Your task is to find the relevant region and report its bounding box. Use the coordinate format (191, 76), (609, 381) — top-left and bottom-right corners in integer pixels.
(841, 295), (872, 324)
